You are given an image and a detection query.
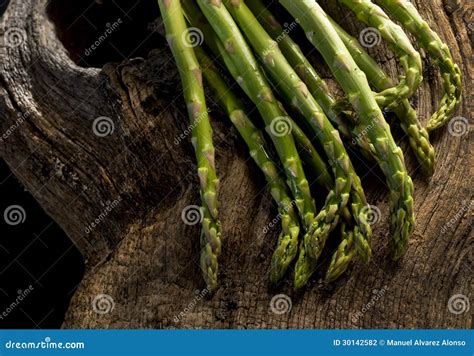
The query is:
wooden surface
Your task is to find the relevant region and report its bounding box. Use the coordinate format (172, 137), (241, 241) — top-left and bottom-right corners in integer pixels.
(0, 0), (472, 328)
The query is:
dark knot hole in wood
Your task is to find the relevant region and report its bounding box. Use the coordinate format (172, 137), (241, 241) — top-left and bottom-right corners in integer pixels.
(46, 0), (164, 68)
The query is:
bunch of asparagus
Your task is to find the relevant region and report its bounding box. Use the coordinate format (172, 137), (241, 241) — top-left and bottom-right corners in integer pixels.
(157, 0), (462, 291)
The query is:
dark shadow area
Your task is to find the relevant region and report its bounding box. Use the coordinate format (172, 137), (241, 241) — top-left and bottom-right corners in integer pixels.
(0, 0), (9, 16)
(1, 0), (84, 329)
(47, 0), (164, 68)
(0, 159), (84, 328)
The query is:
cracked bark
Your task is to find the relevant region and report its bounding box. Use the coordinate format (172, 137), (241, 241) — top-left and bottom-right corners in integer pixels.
(0, 0), (472, 328)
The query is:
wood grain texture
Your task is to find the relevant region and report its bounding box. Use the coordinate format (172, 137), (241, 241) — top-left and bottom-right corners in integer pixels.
(0, 0), (472, 328)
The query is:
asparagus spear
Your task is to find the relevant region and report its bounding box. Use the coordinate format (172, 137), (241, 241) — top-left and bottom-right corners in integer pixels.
(158, 0), (221, 290)
(329, 18), (436, 175)
(184, 3), (327, 283)
(242, 2), (374, 267)
(246, 0), (351, 139)
(255, 0), (380, 164)
(195, 46), (301, 282)
(191, 13), (359, 282)
(196, 0), (317, 242)
(326, 222), (356, 282)
(339, 0), (423, 108)
(375, 0), (462, 132)
(289, 119), (366, 284)
(223, 0), (373, 267)
(281, 0), (415, 260)
(246, 0), (375, 163)
(194, 21), (349, 282)
(290, 118), (334, 190)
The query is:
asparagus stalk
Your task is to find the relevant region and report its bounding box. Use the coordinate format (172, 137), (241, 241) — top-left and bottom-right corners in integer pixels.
(246, 0), (351, 139)
(339, 0), (423, 108)
(158, 0), (221, 290)
(290, 119), (334, 190)
(184, 3), (332, 283)
(289, 119), (366, 284)
(329, 18), (436, 175)
(281, 0), (415, 260)
(246, 0), (375, 163)
(223, 0), (370, 265)
(196, 0), (317, 241)
(375, 0), (462, 131)
(244, 2), (374, 266)
(195, 46), (301, 282)
(326, 222), (356, 282)
(192, 15), (346, 282)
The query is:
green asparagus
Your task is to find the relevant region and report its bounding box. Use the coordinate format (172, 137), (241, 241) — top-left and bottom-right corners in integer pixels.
(288, 117), (367, 284)
(329, 18), (436, 175)
(195, 46), (301, 282)
(339, 0), (423, 108)
(281, 0), (414, 260)
(196, 0), (317, 242)
(158, 0), (221, 290)
(375, 0), (462, 131)
(223, 0), (372, 268)
(246, 0), (351, 139)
